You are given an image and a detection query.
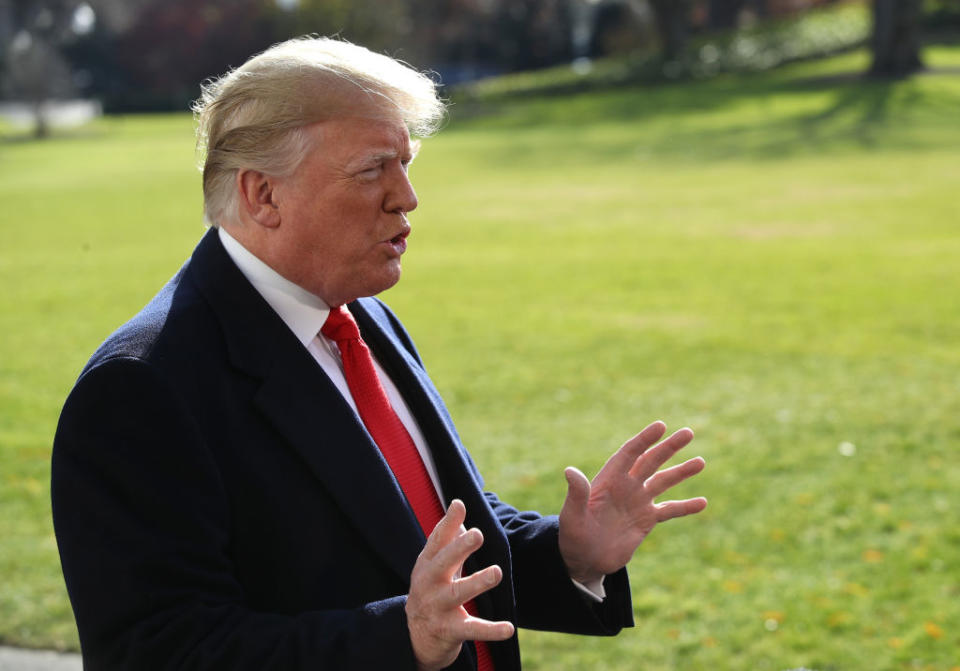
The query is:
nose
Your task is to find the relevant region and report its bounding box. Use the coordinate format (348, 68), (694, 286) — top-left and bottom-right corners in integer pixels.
(386, 165), (418, 215)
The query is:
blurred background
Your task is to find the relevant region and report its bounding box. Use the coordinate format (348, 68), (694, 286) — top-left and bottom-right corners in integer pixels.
(1, 0), (956, 134)
(1, 1), (958, 670)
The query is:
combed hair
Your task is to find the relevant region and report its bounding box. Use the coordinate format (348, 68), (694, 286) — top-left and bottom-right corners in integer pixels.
(193, 36), (445, 227)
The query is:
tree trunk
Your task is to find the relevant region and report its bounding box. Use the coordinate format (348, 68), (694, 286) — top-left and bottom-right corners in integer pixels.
(649, 0), (691, 61)
(32, 101), (50, 139)
(870, 0), (924, 77)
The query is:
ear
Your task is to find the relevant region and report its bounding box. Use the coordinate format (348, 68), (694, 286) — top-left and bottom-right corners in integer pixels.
(236, 169), (281, 229)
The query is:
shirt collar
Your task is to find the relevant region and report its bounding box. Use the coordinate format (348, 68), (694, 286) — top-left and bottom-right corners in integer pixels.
(218, 226), (330, 347)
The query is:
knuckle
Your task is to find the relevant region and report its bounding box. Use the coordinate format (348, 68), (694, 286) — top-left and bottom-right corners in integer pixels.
(448, 580), (462, 604)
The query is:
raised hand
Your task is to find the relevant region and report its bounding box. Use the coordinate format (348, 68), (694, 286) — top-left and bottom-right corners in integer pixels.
(406, 500), (515, 671)
(558, 421), (707, 584)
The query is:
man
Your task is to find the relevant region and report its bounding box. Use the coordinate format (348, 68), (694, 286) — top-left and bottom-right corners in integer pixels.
(52, 37), (707, 670)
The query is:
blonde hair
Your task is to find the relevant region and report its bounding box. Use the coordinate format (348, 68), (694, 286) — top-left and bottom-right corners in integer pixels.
(193, 36), (445, 227)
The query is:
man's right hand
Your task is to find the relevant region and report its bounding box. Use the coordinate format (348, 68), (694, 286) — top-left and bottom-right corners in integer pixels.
(405, 500), (515, 671)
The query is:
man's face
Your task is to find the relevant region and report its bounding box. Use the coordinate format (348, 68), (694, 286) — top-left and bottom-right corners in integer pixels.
(269, 115), (418, 306)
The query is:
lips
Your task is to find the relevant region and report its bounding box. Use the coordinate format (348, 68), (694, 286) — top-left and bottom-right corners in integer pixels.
(385, 226), (409, 254)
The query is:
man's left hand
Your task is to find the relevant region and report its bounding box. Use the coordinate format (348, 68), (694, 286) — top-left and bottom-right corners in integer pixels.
(558, 421), (707, 584)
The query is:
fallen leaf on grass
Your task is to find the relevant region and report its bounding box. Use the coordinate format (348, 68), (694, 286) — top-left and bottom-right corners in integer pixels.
(722, 580), (744, 594)
(763, 611), (786, 623)
(924, 621), (944, 639)
(827, 611), (852, 628)
(842, 582), (869, 597)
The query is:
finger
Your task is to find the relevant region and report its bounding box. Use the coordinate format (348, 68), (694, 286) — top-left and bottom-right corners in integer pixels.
(602, 421), (667, 475)
(459, 616), (516, 642)
(561, 466), (591, 512)
(429, 527), (484, 583)
(443, 564), (503, 610)
(629, 427), (694, 481)
(422, 499), (467, 561)
(655, 497), (708, 522)
(644, 456), (705, 498)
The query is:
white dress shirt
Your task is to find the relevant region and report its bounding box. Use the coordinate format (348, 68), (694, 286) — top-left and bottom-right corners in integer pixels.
(217, 226), (604, 602)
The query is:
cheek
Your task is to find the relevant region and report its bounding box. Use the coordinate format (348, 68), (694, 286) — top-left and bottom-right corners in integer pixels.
(293, 193), (382, 262)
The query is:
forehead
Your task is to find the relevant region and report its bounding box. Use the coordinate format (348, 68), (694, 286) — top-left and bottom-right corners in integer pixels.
(309, 116), (412, 166)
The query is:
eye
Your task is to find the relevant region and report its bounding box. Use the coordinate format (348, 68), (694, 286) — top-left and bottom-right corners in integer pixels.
(357, 165), (382, 180)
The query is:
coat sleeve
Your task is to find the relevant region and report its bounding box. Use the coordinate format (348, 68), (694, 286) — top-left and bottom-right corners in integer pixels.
(482, 493), (635, 636)
(52, 356), (417, 671)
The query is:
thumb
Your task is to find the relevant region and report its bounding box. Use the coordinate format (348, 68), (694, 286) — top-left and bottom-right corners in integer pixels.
(562, 466), (591, 510)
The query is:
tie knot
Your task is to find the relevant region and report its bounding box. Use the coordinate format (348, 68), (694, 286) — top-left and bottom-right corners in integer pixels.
(321, 305), (361, 343)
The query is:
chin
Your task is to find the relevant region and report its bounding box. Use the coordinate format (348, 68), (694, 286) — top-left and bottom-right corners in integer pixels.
(353, 268), (402, 302)
(378, 264), (403, 292)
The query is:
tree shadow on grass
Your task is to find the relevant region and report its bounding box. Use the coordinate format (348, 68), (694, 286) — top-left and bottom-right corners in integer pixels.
(686, 77), (898, 160)
(751, 69), (955, 159)
(455, 67), (960, 167)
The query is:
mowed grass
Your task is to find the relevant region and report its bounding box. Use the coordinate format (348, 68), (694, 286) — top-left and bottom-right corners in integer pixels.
(1, 46), (959, 669)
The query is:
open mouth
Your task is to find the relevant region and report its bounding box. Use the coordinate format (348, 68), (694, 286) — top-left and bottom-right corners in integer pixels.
(388, 226), (410, 245)
(385, 229), (409, 254)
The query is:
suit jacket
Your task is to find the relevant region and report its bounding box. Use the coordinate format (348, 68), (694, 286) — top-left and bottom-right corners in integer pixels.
(52, 229), (633, 670)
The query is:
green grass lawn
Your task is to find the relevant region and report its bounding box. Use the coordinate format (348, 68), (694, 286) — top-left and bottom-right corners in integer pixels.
(1, 46), (958, 669)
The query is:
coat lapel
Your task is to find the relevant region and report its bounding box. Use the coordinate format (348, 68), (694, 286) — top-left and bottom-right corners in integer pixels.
(351, 299), (517, 617)
(253, 350), (427, 583)
(187, 230), (425, 584)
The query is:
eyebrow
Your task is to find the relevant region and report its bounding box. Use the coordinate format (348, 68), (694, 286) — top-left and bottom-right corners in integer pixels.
(348, 143), (420, 171)
(368, 149), (400, 162)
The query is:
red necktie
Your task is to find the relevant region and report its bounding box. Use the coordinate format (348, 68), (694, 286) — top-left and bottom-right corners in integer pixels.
(322, 305), (495, 671)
